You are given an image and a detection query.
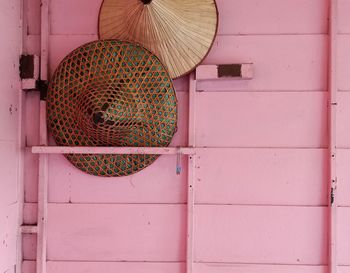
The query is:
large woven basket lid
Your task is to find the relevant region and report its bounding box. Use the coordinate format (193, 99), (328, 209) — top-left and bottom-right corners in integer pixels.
(98, 0), (218, 79)
(47, 40), (178, 177)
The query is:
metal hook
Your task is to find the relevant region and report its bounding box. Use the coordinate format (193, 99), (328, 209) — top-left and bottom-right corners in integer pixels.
(176, 149), (182, 175)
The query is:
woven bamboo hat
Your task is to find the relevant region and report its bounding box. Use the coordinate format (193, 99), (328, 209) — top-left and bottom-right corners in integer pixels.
(47, 40), (178, 177)
(98, 0), (218, 79)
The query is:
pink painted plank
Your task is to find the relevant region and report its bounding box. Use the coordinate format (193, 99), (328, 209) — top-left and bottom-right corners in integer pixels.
(23, 234), (37, 261)
(50, 0), (102, 35)
(25, 92), (40, 146)
(337, 207), (350, 265)
(337, 149), (350, 206)
(196, 92), (327, 148)
(337, 93), (350, 147)
(24, 152), (39, 203)
(25, 35), (40, 56)
(49, 34), (97, 76)
(338, 36), (350, 91)
(339, 0), (350, 34)
(194, 205), (327, 265)
(0, 203), (18, 271)
(24, 92), (40, 203)
(23, 261), (184, 273)
(47, 204), (186, 261)
(48, 154), (188, 204)
(0, 91), (20, 141)
(0, 0), (21, 270)
(22, 261), (36, 273)
(0, 142), (18, 205)
(195, 148), (327, 206)
(48, 0), (327, 35)
(328, 2), (338, 270)
(26, 0), (41, 35)
(193, 263), (327, 273)
(48, 261), (185, 273)
(23, 203), (38, 225)
(217, 0), (328, 35)
(21, 262), (350, 273)
(199, 35), (327, 91)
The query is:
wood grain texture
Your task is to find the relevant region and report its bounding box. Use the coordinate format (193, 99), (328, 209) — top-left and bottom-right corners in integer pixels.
(195, 148), (327, 206)
(196, 92), (327, 148)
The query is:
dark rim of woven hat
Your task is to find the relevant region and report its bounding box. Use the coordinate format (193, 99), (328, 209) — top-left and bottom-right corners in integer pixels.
(47, 39), (178, 177)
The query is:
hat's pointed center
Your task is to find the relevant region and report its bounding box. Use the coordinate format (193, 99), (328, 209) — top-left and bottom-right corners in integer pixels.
(140, 0), (152, 4)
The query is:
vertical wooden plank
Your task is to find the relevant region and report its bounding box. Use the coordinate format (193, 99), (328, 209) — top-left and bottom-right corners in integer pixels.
(37, 1), (50, 273)
(36, 102), (48, 273)
(0, 0), (22, 272)
(187, 73), (197, 273)
(329, 0), (339, 273)
(40, 0), (49, 82)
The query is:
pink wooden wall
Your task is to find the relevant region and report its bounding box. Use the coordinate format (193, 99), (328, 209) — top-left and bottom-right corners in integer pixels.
(0, 0), (23, 272)
(18, 0), (350, 273)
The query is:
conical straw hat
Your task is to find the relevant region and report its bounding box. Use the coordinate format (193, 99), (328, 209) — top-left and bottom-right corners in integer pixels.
(47, 40), (178, 177)
(98, 0), (218, 79)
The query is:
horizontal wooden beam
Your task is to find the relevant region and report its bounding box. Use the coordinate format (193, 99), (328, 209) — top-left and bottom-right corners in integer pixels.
(31, 146), (196, 155)
(21, 225), (38, 234)
(196, 63), (254, 80)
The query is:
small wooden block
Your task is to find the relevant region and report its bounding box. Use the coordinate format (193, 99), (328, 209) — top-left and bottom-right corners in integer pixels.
(20, 55), (39, 90)
(196, 63), (254, 80)
(21, 78), (37, 90)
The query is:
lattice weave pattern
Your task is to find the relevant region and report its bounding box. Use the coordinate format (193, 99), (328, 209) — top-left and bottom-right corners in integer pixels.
(47, 40), (178, 177)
